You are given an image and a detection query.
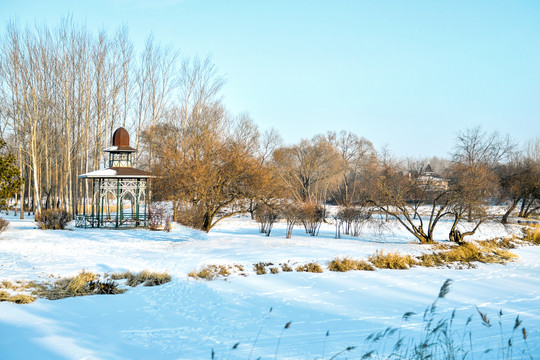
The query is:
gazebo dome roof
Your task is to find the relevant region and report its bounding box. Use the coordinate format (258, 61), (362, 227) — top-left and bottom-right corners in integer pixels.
(104, 127), (136, 152)
(113, 127), (130, 147)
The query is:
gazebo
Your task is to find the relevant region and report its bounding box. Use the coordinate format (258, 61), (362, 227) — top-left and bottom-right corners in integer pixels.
(76, 127), (152, 228)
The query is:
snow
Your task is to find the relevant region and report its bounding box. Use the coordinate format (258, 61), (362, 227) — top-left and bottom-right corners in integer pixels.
(78, 168), (118, 178)
(0, 213), (539, 359)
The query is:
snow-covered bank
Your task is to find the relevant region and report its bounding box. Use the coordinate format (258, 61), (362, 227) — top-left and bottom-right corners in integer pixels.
(0, 215), (538, 359)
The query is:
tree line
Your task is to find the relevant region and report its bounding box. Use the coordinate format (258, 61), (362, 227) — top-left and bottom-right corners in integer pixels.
(0, 21), (538, 242)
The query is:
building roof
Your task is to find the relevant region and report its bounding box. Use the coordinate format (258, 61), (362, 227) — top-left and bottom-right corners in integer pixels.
(103, 145), (137, 152)
(78, 167), (152, 179)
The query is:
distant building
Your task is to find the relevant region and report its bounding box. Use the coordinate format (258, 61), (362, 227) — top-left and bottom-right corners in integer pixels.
(415, 163), (449, 192)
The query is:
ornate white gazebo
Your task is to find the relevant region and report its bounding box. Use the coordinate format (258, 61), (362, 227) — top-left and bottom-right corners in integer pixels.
(76, 127), (152, 228)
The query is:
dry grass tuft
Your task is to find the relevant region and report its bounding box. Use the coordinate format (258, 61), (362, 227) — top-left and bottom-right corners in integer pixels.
(254, 262), (272, 275)
(281, 263), (293, 272)
(110, 271), (135, 280)
(125, 270), (171, 287)
(443, 243), (484, 264)
(417, 253), (445, 267)
(112, 270), (171, 286)
(369, 251), (417, 269)
(417, 241), (518, 268)
(328, 257), (375, 272)
(0, 280), (16, 290)
(523, 225), (540, 245)
(270, 267), (280, 274)
(0, 217), (9, 234)
(479, 237), (517, 250)
(2, 269), (171, 303)
(188, 264), (244, 280)
(0, 290), (35, 304)
(34, 270), (98, 300)
(295, 262), (323, 273)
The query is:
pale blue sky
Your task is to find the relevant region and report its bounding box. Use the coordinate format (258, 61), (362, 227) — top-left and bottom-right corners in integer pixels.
(1, 0), (539, 158)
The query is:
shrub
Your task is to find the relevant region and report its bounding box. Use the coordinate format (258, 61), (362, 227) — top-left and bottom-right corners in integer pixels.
(270, 267), (279, 274)
(164, 218), (172, 232)
(369, 251), (417, 269)
(176, 203), (206, 230)
(295, 262), (323, 273)
(255, 204), (280, 236)
(35, 209), (71, 230)
(298, 203), (325, 236)
(328, 257), (375, 272)
(0, 217), (8, 234)
(280, 202), (300, 239)
(149, 204), (171, 231)
(336, 206), (371, 237)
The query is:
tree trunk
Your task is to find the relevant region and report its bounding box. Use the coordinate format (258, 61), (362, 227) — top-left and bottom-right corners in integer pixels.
(501, 198), (519, 224)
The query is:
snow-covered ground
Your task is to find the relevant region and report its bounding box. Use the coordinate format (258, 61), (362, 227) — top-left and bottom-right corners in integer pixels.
(0, 214), (539, 359)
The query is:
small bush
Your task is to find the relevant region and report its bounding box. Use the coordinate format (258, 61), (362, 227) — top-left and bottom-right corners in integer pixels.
(328, 257), (375, 272)
(336, 206), (371, 237)
(298, 203), (325, 236)
(0, 217), (8, 234)
(164, 218), (172, 232)
(270, 267), (279, 274)
(149, 204), (169, 231)
(369, 251), (417, 269)
(295, 262), (323, 273)
(35, 209), (71, 230)
(176, 204), (206, 230)
(255, 204), (280, 236)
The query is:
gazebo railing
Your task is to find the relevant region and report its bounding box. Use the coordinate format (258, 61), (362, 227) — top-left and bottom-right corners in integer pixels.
(75, 214), (150, 228)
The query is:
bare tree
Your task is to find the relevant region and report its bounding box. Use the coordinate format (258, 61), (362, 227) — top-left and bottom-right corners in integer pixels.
(327, 130), (376, 206)
(273, 136), (344, 203)
(135, 35), (179, 168)
(367, 154), (453, 244)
